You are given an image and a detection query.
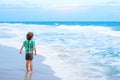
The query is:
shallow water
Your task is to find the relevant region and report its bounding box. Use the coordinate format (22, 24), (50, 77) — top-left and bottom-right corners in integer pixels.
(0, 22), (120, 80)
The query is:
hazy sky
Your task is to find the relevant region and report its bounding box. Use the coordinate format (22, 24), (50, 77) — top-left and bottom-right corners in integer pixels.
(0, 0), (120, 21)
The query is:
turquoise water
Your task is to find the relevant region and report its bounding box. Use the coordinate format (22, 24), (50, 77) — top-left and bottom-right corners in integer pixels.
(0, 22), (120, 26)
(1, 22), (120, 30)
(0, 22), (120, 80)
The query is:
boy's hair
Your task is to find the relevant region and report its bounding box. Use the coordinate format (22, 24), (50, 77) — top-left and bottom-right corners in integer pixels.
(26, 32), (33, 40)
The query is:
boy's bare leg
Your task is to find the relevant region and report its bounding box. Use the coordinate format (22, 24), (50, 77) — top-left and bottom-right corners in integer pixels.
(30, 60), (33, 72)
(26, 60), (29, 72)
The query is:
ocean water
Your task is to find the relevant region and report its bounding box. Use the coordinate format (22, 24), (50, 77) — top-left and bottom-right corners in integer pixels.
(0, 22), (120, 80)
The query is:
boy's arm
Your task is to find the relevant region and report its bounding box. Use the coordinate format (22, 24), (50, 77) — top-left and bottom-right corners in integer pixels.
(34, 46), (37, 55)
(20, 45), (24, 54)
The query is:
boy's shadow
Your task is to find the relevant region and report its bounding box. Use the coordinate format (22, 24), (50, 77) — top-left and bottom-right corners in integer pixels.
(24, 72), (33, 80)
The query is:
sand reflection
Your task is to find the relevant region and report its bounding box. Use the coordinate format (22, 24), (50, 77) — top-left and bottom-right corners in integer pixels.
(24, 72), (33, 80)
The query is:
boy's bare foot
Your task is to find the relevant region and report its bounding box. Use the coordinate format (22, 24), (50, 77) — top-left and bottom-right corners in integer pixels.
(30, 71), (33, 73)
(26, 69), (29, 72)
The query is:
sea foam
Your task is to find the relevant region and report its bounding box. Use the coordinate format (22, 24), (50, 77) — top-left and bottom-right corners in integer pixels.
(0, 23), (120, 80)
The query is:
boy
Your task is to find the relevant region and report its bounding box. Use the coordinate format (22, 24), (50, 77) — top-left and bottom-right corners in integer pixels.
(20, 32), (36, 72)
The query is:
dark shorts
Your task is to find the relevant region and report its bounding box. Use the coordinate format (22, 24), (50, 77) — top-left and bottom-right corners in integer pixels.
(25, 52), (33, 60)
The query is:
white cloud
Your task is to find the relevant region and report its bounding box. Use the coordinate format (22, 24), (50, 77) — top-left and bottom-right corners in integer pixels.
(101, 0), (120, 6)
(0, 0), (120, 8)
(0, 0), (23, 5)
(51, 3), (88, 11)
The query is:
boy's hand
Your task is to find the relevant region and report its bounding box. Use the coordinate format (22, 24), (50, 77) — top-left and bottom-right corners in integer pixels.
(20, 51), (22, 54)
(34, 53), (37, 55)
(20, 45), (24, 54)
(34, 46), (37, 55)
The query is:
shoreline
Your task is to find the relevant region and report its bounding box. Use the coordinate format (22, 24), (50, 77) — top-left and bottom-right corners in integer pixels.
(0, 45), (61, 80)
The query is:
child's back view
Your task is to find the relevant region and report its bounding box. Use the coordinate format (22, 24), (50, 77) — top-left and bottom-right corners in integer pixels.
(20, 32), (36, 72)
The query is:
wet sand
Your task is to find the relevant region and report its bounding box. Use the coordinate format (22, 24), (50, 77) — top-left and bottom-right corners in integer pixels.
(0, 45), (61, 80)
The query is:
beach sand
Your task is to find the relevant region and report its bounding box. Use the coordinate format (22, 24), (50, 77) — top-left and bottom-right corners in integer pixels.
(0, 45), (61, 80)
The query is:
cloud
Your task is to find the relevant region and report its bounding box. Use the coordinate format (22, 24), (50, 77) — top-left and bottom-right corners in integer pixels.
(0, 0), (94, 9)
(0, 0), (43, 8)
(51, 4), (88, 11)
(0, 0), (23, 5)
(102, 0), (120, 6)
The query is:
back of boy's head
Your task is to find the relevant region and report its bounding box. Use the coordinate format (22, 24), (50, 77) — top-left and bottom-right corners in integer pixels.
(26, 32), (33, 40)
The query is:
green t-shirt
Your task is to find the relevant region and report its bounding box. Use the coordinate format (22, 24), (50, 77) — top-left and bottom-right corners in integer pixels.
(23, 40), (35, 52)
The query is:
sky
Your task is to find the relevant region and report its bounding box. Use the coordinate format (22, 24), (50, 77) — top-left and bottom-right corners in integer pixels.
(0, 0), (120, 22)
